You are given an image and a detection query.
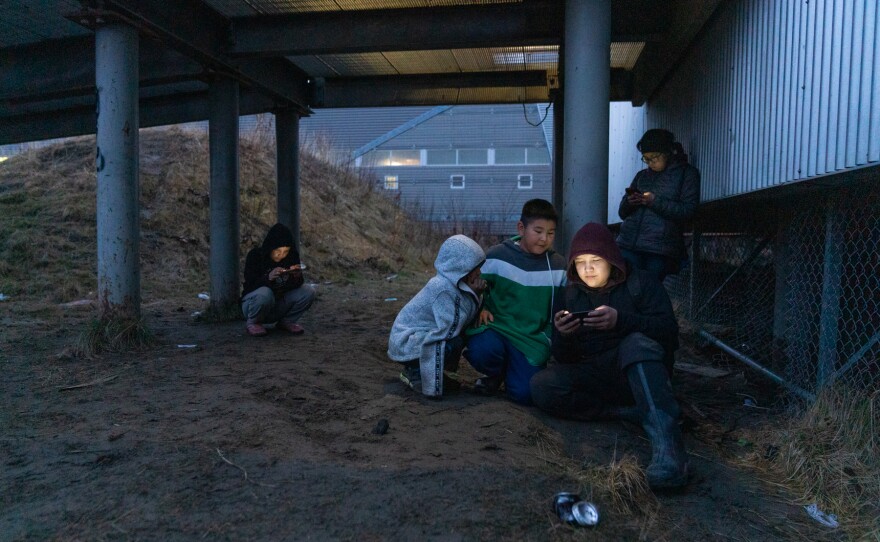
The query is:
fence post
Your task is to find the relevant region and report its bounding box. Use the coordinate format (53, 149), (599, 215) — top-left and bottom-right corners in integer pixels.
(817, 199), (843, 387)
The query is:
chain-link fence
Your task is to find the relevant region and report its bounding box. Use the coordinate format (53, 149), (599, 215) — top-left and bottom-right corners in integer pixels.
(667, 183), (879, 405)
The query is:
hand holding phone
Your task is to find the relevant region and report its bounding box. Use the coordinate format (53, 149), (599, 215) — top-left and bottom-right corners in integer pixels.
(566, 310), (594, 321)
(280, 264), (307, 274)
(625, 186), (642, 195)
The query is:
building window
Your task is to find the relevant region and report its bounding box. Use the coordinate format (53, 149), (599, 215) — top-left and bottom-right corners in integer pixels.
(526, 147), (551, 164)
(495, 148), (526, 164)
(427, 149), (457, 165)
(450, 175), (465, 189)
(389, 150), (421, 166)
(384, 175), (399, 190)
(458, 149), (488, 165)
(517, 174), (533, 189)
(361, 149), (421, 166)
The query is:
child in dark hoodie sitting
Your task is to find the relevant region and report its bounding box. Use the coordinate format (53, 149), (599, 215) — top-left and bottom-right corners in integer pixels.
(530, 222), (688, 490)
(388, 234), (487, 399)
(240, 223), (315, 337)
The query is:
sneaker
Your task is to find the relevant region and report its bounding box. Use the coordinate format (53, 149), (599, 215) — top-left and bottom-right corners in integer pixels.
(399, 366), (422, 392)
(473, 375), (503, 396)
(246, 323), (268, 337)
(277, 321), (305, 335)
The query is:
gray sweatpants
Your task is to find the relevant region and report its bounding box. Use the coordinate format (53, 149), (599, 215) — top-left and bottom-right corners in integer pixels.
(241, 285), (315, 326)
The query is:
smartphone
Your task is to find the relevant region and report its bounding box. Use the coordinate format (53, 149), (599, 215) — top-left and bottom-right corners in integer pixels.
(625, 187), (643, 195)
(566, 310), (595, 320)
(280, 264), (307, 274)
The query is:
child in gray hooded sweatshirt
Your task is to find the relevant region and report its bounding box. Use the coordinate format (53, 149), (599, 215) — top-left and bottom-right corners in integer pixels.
(388, 234), (487, 398)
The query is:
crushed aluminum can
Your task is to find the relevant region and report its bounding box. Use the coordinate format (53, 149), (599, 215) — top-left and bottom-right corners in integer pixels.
(552, 492), (599, 526)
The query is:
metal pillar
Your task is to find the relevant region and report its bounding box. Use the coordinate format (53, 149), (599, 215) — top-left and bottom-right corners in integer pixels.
(275, 108), (301, 249)
(208, 78), (241, 314)
(552, 44), (565, 249)
(561, 0), (611, 248)
(95, 23), (140, 320)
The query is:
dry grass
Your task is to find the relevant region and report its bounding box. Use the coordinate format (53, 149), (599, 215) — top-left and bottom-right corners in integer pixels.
(0, 127), (443, 306)
(73, 316), (154, 358)
(743, 386), (880, 539)
(527, 425), (658, 519)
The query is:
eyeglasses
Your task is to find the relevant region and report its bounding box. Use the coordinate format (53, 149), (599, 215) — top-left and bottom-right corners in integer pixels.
(641, 153), (665, 164)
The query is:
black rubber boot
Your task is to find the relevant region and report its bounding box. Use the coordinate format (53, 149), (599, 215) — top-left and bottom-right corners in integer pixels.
(627, 362), (689, 489)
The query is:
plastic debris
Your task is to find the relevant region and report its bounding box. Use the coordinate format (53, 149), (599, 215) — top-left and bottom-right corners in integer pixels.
(0, 293), (8, 301)
(804, 503), (839, 528)
(197, 292), (210, 300)
(384, 297), (398, 302)
(385, 273), (398, 282)
(177, 344), (198, 349)
(60, 299), (92, 308)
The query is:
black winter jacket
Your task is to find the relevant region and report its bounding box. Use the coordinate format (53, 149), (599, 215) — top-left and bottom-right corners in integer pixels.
(241, 224), (303, 300)
(617, 159), (700, 258)
(551, 268), (679, 367)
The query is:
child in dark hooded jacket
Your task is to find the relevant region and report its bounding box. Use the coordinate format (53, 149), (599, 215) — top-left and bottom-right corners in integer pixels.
(530, 222), (688, 490)
(241, 223), (315, 337)
(388, 234), (487, 398)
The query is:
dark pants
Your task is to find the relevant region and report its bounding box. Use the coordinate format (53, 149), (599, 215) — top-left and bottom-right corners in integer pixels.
(401, 335), (466, 372)
(464, 328), (544, 405)
(530, 332), (666, 420)
(620, 248), (672, 282)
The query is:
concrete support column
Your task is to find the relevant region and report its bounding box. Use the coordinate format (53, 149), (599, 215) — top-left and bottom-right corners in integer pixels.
(275, 108), (301, 249)
(552, 46), (565, 244)
(95, 23), (140, 320)
(208, 77), (241, 314)
(561, 0), (611, 249)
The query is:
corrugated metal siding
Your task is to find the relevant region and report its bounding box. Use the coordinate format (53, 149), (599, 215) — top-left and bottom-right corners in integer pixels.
(647, 0), (880, 201)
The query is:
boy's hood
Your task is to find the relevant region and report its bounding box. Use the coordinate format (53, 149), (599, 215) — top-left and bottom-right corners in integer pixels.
(261, 223), (294, 252)
(435, 235), (485, 284)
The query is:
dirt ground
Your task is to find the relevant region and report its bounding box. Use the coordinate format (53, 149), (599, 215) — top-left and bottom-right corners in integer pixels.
(1, 272), (846, 541)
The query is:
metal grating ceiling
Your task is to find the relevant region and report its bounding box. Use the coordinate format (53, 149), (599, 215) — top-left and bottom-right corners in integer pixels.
(0, 0), (89, 47)
(1, 0), (718, 144)
(611, 42), (645, 70)
(203, 0), (520, 16)
(288, 43), (639, 81)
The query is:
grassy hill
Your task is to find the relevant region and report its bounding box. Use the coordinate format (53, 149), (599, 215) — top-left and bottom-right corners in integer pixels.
(0, 128), (442, 303)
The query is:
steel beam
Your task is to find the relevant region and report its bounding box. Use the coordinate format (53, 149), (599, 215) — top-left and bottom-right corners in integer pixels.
(314, 70), (547, 107)
(229, 0), (666, 57)
(0, 36), (204, 104)
(230, 1), (563, 57)
(96, 23), (140, 320)
(0, 90), (275, 145)
(208, 78), (241, 314)
(76, 0), (310, 112)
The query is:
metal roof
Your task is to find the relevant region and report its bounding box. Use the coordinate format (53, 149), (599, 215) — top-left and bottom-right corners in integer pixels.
(0, 0), (722, 145)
